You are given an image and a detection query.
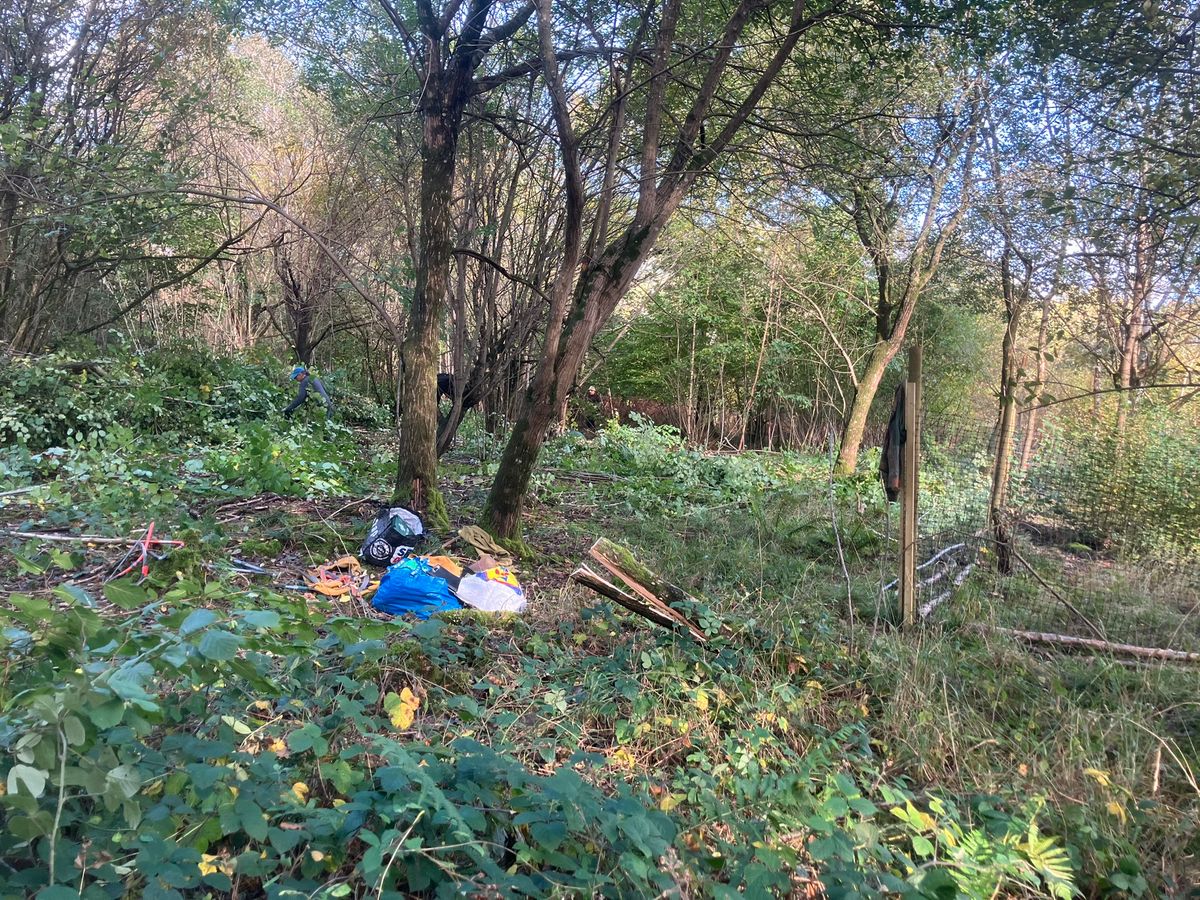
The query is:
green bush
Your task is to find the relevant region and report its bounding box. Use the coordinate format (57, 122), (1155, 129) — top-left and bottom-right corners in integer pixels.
(1016, 408), (1200, 557)
(0, 583), (1079, 899)
(558, 418), (821, 518)
(0, 346), (391, 452)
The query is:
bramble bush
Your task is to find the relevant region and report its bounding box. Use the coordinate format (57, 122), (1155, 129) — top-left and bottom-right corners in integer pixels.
(556, 417), (822, 518)
(0, 346), (391, 452)
(0, 579), (1080, 899)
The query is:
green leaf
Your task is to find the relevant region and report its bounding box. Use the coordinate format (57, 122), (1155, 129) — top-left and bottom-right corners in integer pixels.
(238, 610), (280, 629)
(37, 886), (84, 899)
(13, 552), (47, 575)
(89, 699), (125, 729)
(8, 813), (54, 840)
(103, 579), (149, 609)
(106, 662), (155, 702)
(530, 820), (568, 851)
(181, 608), (220, 635)
(221, 716), (253, 735)
(105, 764), (142, 800)
(53, 583), (94, 606)
(236, 795), (269, 841)
(287, 724), (329, 756)
(63, 715), (86, 747)
(197, 629), (242, 661)
(7, 764), (48, 798)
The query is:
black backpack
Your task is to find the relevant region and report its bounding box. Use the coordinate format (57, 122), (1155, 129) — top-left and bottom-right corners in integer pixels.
(360, 507), (424, 566)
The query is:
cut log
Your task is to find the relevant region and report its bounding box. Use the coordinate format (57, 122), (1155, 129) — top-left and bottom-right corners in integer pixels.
(986, 625), (1200, 663)
(586, 538), (712, 642)
(570, 566), (682, 632)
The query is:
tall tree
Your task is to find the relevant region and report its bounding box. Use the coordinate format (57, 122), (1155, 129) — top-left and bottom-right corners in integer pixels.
(825, 66), (983, 474)
(483, 0), (835, 537)
(379, 0), (537, 527)
(0, 0), (230, 351)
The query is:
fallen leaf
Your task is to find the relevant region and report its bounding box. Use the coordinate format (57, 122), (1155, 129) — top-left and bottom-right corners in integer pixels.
(609, 747), (637, 770)
(199, 854), (234, 877)
(384, 687), (420, 730)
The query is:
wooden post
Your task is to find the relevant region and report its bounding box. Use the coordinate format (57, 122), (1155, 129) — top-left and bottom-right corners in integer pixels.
(899, 344), (922, 627)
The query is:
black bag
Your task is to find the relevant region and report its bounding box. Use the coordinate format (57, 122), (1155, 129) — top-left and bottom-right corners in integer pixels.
(879, 384), (905, 502)
(360, 507), (424, 567)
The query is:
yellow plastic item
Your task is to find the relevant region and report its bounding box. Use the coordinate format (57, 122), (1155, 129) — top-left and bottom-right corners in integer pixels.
(421, 555), (463, 577)
(306, 556), (372, 599)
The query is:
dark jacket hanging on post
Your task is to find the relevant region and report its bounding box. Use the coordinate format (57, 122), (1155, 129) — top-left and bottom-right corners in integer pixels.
(880, 384), (905, 502)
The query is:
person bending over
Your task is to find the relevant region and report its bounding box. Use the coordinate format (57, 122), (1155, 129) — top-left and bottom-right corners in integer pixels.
(284, 365), (334, 420)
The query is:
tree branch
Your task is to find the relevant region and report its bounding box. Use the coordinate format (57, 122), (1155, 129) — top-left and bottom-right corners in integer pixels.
(452, 246), (549, 301)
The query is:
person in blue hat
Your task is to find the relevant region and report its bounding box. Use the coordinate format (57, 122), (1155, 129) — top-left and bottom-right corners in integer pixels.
(284, 364), (334, 420)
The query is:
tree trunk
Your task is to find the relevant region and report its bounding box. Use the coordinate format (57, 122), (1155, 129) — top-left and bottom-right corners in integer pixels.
(834, 340), (894, 474)
(1115, 219), (1153, 436)
(990, 298), (1022, 574)
(1115, 302), (1143, 435)
(485, 224), (660, 537)
(738, 284), (772, 451)
(1019, 275), (1054, 470)
(482, 395), (559, 538)
(394, 106), (457, 527)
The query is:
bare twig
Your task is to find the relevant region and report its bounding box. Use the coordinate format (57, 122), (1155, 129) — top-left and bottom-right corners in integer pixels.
(2, 530), (131, 544)
(985, 626), (1200, 664)
(1009, 546), (1107, 642)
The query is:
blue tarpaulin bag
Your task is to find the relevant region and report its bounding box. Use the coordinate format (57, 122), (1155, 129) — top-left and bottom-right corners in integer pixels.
(371, 557), (462, 619)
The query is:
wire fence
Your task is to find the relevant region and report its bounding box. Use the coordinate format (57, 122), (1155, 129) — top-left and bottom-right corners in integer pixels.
(875, 399), (1200, 660)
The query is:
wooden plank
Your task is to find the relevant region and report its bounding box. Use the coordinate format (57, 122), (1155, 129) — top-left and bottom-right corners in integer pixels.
(986, 625), (1200, 663)
(899, 344), (922, 628)
(587, 538), (710, 642)
(570, 566), (681, 630)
